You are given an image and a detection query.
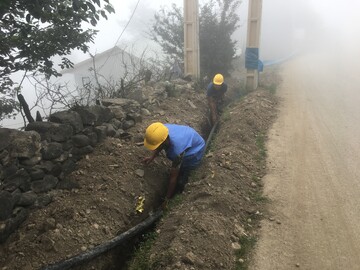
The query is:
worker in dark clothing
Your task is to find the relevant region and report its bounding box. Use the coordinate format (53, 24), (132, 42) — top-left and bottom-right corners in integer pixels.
(207, 73), (228, 126)
(143, 122), (205, 205)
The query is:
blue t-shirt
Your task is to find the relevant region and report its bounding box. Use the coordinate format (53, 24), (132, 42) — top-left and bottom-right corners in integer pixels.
(164, 124), (205, 167)
(206, 82), (228, 99)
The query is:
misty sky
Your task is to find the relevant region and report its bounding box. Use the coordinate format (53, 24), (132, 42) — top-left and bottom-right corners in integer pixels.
(2, 0), (360, 128)
(68, 0), (360, 64)
(71, 0), (247, 63)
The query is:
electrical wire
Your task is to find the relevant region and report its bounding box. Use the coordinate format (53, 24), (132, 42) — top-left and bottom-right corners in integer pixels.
(98, 0), (141, 71)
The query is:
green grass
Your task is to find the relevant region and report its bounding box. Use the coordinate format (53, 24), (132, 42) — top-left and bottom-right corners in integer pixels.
(206, 135), (218, 153)
(252, 192), (269, 203)
(167, 194), (183, 210)
(126, 194), (182, 269)
(255, 132), (267, 162)
(251, 174), (258, 183)
(127, 232), (158, 270)
(221, 109), (231, 122)
(235, 236), (257, 270)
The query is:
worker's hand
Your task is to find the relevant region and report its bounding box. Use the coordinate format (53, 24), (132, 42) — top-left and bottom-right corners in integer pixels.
(142, 156), (154, 165)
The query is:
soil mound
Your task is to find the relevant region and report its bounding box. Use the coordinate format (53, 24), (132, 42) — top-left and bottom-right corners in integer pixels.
(0, 67), (280, 270)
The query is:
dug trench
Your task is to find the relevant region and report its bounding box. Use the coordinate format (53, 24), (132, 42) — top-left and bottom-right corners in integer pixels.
(0, 67), (280, 270)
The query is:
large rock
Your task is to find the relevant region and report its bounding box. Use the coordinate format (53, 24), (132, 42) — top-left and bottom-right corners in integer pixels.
(61, 140), (73, 151)
(72, 106), (96, 126)
(49, 111), (84, 134)
(0, 191), (17, 220)
(108, 106), (126, 120)
(62, 159), (77, 175)
(141, 108), (151, 116)
(53, 152), (69, 163)
(102, 98), (140, 113)
(0, 128), (41, 159)
(17, 191), (37, 206)
(41, 142), (63, 160)
(82, 128), (98, 146)
(35, 161), (55, 174)
(29, 168), (45, 181)
(126, 113), (142, 123)
(2, 168), (31, 192)
(72, 135), (91, 147)
(94, 126), (107, 142)
(102, 98), (135, 107)
(126, 87), (147, 104)
(1, 164), (18, 179)
(86, 105), (115, 126)
(122, 120), (135, 130)
(31, 175), (58, 193)
(102, 123), (116, 137)
(49, 163), (62, 177)
(71, 145), (94, 158)
(26, 122), (73, 142)
(0, 130), (10, 152)
(19, 155), (42, 166)
(109, 118), (122, 129)
(0, 207), (28, 243)
(0, 150), (10, 166)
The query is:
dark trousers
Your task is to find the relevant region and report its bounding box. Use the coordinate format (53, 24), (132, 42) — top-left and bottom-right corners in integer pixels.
(174, 152), (203, 194)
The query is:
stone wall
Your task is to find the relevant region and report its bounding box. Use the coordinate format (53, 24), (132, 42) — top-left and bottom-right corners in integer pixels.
(0, 99), (145, 243)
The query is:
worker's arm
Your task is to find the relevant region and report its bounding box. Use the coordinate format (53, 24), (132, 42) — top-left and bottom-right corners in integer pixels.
(165, 167), (180, 199)
(207, 96), (217, 110)
(207, 96), (218, 125)
(142, 147), (162, 165)
(165, 152), (184, 199)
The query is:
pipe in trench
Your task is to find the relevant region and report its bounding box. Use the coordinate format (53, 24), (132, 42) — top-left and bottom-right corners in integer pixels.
(41, 210), (162, 270)
(41, 122), (219, 270)
(205, 121), (219, 152)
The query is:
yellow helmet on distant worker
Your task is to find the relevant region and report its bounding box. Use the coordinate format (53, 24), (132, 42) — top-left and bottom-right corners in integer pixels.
(144, 122), (169, 150)
(213, 74), (224, 86)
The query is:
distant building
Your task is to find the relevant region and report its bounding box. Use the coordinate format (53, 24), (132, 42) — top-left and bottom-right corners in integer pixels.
(61, 46), (141, 91)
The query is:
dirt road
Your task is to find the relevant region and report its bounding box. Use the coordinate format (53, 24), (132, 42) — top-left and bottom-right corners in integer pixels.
(250, 50), (360, 270)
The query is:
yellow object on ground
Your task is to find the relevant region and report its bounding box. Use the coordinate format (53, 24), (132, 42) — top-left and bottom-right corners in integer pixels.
(136, 196), (145, 213)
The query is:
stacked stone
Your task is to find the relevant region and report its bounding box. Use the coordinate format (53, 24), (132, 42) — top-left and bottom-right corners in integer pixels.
(0, 101), (144, 243)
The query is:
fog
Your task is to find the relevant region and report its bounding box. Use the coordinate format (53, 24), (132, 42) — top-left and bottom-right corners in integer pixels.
(2, 0), (360, 128)
(260, 0), (360, 61)
(96, 0), (360, 62)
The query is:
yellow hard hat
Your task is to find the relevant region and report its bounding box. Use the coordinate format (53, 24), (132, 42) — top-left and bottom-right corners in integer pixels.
(144, 122), (169, 150)
(213, 74), (224, 85)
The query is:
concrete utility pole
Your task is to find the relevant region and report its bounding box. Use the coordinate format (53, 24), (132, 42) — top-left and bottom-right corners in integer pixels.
(245, 0), (263, 90)
(183, 0), (200, 78)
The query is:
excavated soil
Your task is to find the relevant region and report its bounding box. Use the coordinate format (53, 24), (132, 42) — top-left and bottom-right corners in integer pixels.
(0, 67), (280, 270)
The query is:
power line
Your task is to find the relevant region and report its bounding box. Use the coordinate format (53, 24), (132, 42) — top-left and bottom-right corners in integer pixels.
(98, 0), (141, 71)
(114, 0), (141, 47)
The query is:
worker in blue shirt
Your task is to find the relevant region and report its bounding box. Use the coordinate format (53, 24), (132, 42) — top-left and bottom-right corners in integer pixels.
(207, 73), (227, 126)
(143, 122), (205, 203)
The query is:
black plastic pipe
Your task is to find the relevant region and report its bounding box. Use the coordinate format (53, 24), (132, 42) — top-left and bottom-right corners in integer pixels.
(205, 121), (219, 151)
(41, 210), (163, 270)
(41, 120), (219, 270)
